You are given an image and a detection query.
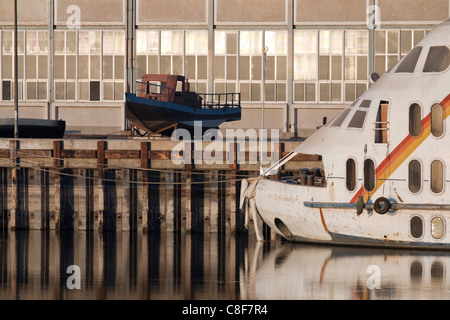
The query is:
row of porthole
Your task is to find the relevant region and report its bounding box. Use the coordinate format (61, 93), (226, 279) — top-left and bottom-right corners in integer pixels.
(410, 216), (445, 240)
(346, 158), (445, 195)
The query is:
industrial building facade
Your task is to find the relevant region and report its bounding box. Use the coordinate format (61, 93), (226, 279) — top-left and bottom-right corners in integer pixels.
(0, 0), (449, 137)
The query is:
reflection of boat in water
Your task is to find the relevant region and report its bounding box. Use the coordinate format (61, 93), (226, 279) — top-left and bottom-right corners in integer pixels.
(0, 118), (65, 138)
(242, 243), (450, 300)
(125, 74), (241, 135)
(241, 18), (450, 250)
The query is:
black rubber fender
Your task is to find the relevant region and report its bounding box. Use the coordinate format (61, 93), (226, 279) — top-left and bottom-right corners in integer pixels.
(373, 197), (391, 214)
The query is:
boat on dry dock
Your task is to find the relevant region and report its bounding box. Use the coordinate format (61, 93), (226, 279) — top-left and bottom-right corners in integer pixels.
(241, 18), (450, 250)
(125, 74), (241, 135)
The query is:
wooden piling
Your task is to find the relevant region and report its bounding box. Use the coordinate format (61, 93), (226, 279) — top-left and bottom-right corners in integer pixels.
(96, 141), (107, 232)
(140, 142), (149, 232)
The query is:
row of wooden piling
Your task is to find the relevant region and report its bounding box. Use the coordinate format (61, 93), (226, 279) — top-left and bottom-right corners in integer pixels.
(0, 138), (321, 234)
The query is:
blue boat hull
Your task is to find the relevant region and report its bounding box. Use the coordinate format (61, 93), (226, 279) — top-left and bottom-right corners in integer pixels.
(125, 93), (241, 134)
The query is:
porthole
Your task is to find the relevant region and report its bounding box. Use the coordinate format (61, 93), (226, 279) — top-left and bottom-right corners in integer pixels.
(431, 103), (444, 137)
(408, 160), (421, 193)
(346, 158), (356, 191)
(430, 160), (444, 194)
(363, 158), (375, 192)
(410, 216), (423, 239)
(409, 103), (421, 136)
(431, 217), (445, 239)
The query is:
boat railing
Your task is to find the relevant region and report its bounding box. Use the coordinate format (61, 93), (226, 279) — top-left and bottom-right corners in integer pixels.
(198, 92), (241, 109)
(135, 81), (175, 102)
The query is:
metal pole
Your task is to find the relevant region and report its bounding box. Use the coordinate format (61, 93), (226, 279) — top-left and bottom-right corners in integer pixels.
(260, 46), (268, 173)
(13, 0), (19, 138)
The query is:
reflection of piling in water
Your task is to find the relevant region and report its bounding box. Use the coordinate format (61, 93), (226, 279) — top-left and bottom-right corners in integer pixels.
(0, 139), (322, 235)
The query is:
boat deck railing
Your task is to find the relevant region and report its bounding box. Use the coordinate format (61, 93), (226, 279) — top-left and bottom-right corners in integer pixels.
(198, 92), (241, 109)
(136, 80), (240, 109)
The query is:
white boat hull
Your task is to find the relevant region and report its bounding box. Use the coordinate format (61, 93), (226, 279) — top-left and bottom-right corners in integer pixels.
(254, 178), (450, 249)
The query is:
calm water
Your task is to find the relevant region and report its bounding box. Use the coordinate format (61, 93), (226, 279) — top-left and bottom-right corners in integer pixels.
(1, 230), (450, 300)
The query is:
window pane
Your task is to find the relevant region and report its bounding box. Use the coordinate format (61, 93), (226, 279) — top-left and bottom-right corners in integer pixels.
(320, 82), (329, 101)
(26, 56), (36, 79)
(215, 56), (225, 79)
(37, 31), (48, 54)
(103, 31), (114, 55)
(27, 31), (37, 54)
(115, 31), (125, 55)
(136, 31), (147, 55)
(103, 56), (113, 79)
(305, 83), (316, 101)
(331, 83), (341, 101)
(54, 31), (65, 54)
(80, 31), (90, 53)
(396, 46), (422, 73)
(357, 56), (368, 80)
(265, 83), (275, 102)
(266, 56), (275, 81)
(3, 31), (13, 53)
(80, 82), (89, 100)
(423, 46), (450, 73)
(348, 110), (367, 129)
(227, 32), (237, 55)
(226, 56), (237, 80)
(251, 56), (262, 80)
(387, 30), (399, 54)
(38, 55), (48, 79)
(67, 82), (75, 100)
(66, 31), (77, 54)
(54, 55), (65, 79)
(114, 56), (124, 79)
(185, 56), (196, 79)
(319, 56), (330, 80)
(90, 56), (100, 79)
(330, 107), (351, 127)
(27, 82), (37, 100)
(79, 55), (89, 79)
(277, 83), (286, 101)
(2, 55), (12, 79)
(346, 158), (356, 191)
(215, 31), (226, 55)
(431, 103), (444, 137)
(2, 81), (11, 100)
(114, 82), (124, 100)
(277, 56), (287, 80)
(38, 82), (47, 100)
(408, 160), (421, 193)
(294, 83), (305, 101)
(431, 160), (444, 194)
(104, 82), (114, 100)
(364, 159), (375, 192)
(197, 56), (207, 80)
(90, 31), (101, 55)
(55, 82), (65, 100)
(148, 55), (159, 74)
(409, 103), (421, 136)
(251, 83), (261, 101)
(63, 56), (75, 80)
(90, 81), (100, 101)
